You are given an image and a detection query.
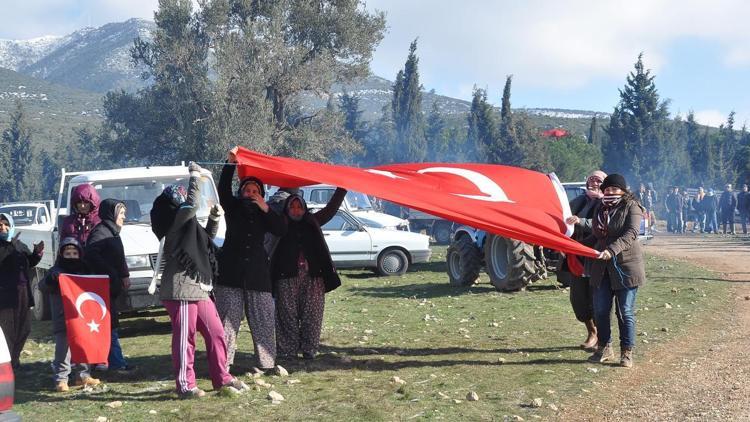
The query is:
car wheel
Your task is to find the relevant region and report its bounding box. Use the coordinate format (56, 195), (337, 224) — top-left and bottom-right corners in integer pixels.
(377, 249), (409, 276)
(31, 268), (50, 321)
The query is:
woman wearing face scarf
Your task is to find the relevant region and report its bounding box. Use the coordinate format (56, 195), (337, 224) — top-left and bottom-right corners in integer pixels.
(0, 213), (43, 370)
(84, 199), (133, 372)
(39, 238), (100, 391)
(214, 147), (287, 373)
(581, 174), (646, 369)
(563, 170), (606, 351)
(60, 184), (101, 246)
(151, 162), (248, 398)
(270, 188), (347, 360)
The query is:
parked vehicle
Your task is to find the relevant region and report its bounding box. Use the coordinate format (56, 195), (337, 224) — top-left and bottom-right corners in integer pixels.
(312, 205), (431, 276)
(14, 165), (224, 321)
(300, 185), (410, 231)
(0, 201), (56, 230)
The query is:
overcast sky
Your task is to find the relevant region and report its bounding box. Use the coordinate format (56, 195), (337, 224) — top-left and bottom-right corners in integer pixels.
(2, 0), (749, 127)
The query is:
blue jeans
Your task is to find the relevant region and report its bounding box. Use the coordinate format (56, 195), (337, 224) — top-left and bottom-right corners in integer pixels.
(108, 329), (128, 369)
(705, 211), (718, 233)
(593, 276), (638, 349)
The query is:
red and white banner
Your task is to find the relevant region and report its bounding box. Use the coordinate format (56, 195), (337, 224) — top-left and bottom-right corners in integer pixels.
(59, 274), (111, 364)
(235, 148), (598, 258)
(0, 326), (13, 411)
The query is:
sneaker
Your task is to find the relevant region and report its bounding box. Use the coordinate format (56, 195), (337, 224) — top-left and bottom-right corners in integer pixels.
(74, 376), (101, 387)
(620, 349), (634, 368)
(219, 378), (249, 396)
(55, 381), (70, 392)
(179, 387), (206, 399)
(111, 364), (137, 374)
(94, 363), (108, 371)
(587, 344), (614, 363)
(302, 351), (316, 360)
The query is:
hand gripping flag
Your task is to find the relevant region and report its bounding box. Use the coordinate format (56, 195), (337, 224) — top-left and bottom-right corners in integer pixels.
(58, 274), (111, 364)
(235, 148), (598, 258)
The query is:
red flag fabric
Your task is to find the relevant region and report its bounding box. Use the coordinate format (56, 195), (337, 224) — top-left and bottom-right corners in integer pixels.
(542, 129), (568, 138)
(0, 326), (13, 411)
(235, 148), (598, 258)
(58, 274), (111, 364)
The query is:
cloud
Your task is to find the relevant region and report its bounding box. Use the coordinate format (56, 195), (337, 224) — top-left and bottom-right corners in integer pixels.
(694, 109), (730, 127)
(366, 0), (750, 98)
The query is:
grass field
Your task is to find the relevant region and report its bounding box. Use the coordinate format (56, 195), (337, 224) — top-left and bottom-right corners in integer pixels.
(12, 246), (732, 421)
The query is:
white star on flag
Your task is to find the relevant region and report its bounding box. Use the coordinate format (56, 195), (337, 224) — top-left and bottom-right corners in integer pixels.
(87, 319), (100, 333)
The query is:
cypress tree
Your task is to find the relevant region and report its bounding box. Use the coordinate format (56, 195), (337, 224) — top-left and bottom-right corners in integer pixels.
(2, 100), (36, 201)
(466, 87), (496, 162)
(391, 39), (426, 162)
(425, 100), (446, 161)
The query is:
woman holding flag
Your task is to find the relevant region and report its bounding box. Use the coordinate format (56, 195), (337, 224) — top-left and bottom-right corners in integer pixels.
(582, 174), (646, 369)
(151, 162), (248, 398)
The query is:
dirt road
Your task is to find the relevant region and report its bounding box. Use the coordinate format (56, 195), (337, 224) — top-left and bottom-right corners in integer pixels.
(560, 234), (750, 421)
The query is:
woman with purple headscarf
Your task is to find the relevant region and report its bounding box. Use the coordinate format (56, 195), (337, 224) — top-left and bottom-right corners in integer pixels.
(60, 184), (101, 247)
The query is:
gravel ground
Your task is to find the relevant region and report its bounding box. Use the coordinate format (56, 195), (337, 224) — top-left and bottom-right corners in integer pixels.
(558, 234), (750, 422)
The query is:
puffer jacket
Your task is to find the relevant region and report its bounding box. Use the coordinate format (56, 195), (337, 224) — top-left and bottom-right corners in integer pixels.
(583, 197), (646, 290)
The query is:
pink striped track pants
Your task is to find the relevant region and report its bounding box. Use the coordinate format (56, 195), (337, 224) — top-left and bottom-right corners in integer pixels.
(162, 299), (234, 393)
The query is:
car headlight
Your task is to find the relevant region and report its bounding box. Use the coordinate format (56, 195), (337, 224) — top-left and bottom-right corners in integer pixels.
(125, 255), (151, 270)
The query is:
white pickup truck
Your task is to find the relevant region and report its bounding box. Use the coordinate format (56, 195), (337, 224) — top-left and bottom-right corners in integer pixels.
(15, 165), (224, 320)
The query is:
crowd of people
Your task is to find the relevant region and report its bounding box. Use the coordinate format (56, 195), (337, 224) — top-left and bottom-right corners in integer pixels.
(641, 183), (750, 235)
(2, 145), (740, 395)
(0, 147), (347, 398)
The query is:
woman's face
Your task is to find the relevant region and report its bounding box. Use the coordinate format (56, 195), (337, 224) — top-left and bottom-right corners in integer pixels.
(75, 201), (92, 215)
(288, 199), (305, 219)
(603, 186), (624, 196)
(587, 176), (603, 191)
(0, 220), (10, 234)
(62, 246), (80, 259)
(241, 183), (261, 199)
(116, 206), (126, 227)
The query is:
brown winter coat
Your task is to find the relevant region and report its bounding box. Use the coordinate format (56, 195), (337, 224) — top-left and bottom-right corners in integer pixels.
(583, 198), (646, 290)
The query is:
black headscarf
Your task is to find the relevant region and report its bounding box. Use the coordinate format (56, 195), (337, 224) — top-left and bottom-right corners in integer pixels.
(237, 176), (265, 218)
(98, 198), (125, 235)
(56, 237), (89, 274)
(150, 191), (218, 284)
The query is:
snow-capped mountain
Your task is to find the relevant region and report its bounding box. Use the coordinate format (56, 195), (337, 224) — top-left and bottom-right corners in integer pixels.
(0, 18), (153, 93)
(0, 35), (65, 71)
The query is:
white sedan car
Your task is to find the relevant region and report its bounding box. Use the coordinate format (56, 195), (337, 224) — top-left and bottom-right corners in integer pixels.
(313, 205), (432, 276)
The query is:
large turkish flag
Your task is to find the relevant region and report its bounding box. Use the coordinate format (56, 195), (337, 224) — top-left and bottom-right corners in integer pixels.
(58, 274), (111, 364)
(235, 148), (598, 258)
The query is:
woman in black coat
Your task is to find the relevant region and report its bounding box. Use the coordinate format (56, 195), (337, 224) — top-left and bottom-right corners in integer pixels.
(214, 147), (287, 372)
(271, 188), (346, 359)
(0, 213), (43, 369)
(84, 198), (133, 372)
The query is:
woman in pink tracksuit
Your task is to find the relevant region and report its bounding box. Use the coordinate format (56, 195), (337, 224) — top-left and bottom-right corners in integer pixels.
(150, 162), (248, 399)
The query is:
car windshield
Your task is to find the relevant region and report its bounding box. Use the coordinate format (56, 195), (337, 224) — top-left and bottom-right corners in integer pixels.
(75, 176), (218, 224)
(346, 191), (373, 211)
(0, 206), (37, 226)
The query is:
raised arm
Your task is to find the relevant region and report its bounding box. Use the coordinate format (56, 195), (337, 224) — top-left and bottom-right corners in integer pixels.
(168, 163), (202, 234)
(314, 188), (347, 226)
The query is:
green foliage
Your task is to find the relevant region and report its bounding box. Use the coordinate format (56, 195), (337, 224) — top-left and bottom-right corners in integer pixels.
(1, 101), (39, 201)
(547, 135), (604, 182)
(390, 39), (426, 163)
(604, 53), (672, 184)
(467, 87), (496, 162)
(102, 0), (386, 164)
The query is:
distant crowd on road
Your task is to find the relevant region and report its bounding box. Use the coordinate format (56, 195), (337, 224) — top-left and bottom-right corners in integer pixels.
(634, 182), (750, 235)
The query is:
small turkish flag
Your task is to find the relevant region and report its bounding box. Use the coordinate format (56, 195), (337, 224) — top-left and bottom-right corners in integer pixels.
(58, 274), (111, 364)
